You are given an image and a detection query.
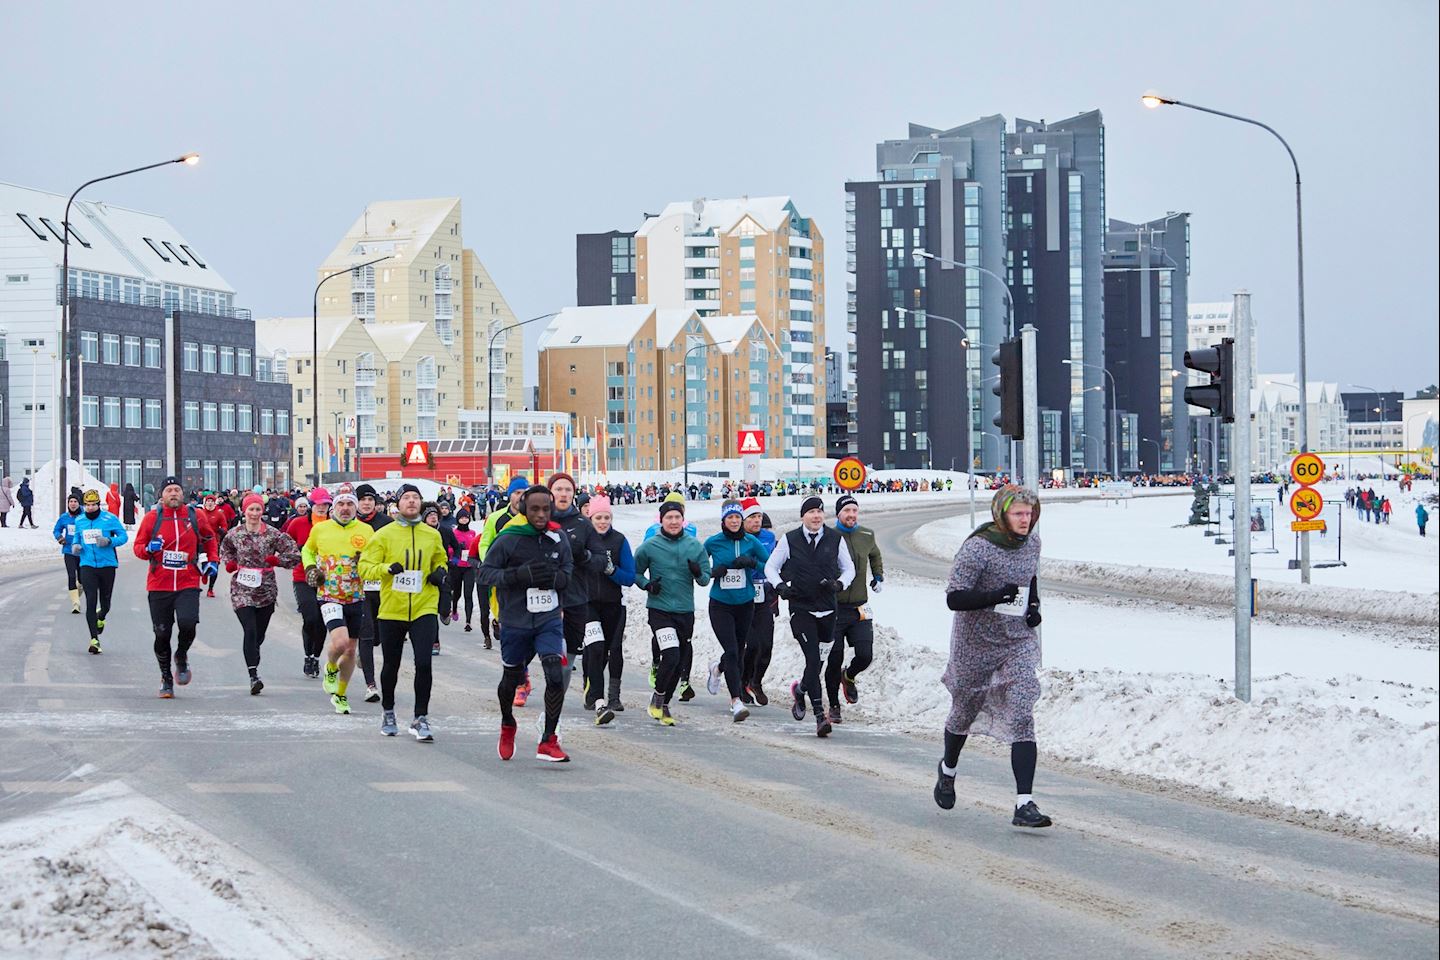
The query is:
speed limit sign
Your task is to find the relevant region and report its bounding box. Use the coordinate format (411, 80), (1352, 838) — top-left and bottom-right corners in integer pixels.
(1290, 452), (1324, 487)
(833, 457), (866, 491)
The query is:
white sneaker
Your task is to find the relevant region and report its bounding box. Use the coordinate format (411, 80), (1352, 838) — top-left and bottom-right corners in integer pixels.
(364, 684), (380, 703)
(706, 661), (722, 695)
(730, 700), (750, 723)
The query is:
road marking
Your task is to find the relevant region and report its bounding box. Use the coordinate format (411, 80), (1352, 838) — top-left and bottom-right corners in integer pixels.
(38, 698), (65, 709)
(368, 781), (465, 793)
(2, 780), (90, 794)
(188, 782), (293, 794)
(22, 640), (51, 685)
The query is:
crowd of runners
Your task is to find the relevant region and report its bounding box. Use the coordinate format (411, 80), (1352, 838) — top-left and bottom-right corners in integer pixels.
(48, 471), (1052, 828)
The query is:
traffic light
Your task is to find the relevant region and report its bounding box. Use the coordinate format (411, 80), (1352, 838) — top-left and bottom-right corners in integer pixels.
(1183, 337), (1234, 422)
(991, 338), (1023, 439)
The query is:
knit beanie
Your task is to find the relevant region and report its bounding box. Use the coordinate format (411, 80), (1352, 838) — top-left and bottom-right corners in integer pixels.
(800, 495), (824, 517)
(658, 500), (685, 520)
(835, 494), (858, 514)
(589, 494), (613, 517)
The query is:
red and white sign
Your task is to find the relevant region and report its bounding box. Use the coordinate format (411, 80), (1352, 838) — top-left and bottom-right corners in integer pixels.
(403, 440), (432, 467)
(833, 457), (866, 491)
(737, 429), (766, 455)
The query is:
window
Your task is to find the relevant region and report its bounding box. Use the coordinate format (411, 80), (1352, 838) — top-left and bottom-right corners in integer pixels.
(276, 409), (290, 435)
(237, 403), (252, 433)
(220, 461), (236, 489)
(183, 401), (199, 430)
(201, 343), (217, 373)
(260, 408), (274, 435)
(220, 345), (235, 375)
(203, 460), (219, 490)
(220, 403), (235, 431)
(80, 331), (98, 363)
(142, 237), (171, 262)
(124, 397), (142, 429)
(16, 213), (48, 241)
(202, 402), (218, 431)
(102, 396), (121, 428)
(180, 244), (207, 268)
(145, 398), (162, 430)
(161, 241), (189, 265)
(183, 341), (199, 371)
(81, 395), (99, 428)
(144, 337), (162, 368)
(102, 333), (120, 364)
(237, 347), (252, 377)
(122, 335), (142, 366)
(237, 461), (253, 489)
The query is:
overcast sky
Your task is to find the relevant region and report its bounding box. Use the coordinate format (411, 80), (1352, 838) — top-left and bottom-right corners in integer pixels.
(4, 1), (1436, 394)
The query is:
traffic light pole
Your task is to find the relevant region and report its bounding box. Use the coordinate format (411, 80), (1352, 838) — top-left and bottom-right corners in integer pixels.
(1232, 292), (1253, 703)
(1021, 325), (1040, 489)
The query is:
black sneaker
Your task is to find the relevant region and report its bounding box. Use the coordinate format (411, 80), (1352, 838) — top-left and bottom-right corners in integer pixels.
(678, 682), (695, 702)
(933, 761), (956, 810)
(841, 672), (859, 704)
(815, 712), (832, 738)
(739, 687), (754, 706)
(751, 682), (768, 707)
(1012, 801), (1052, 828)
(250, 676), (264, 696)
(790, 682), (805, 721)
(828, 704), (843, 725)
(175, 659), (192, 686)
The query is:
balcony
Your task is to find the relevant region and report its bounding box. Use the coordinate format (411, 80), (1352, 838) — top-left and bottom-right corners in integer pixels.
(355, 396), (377, 415)
(434, 277), (453, 294)
(354, 366), (378, 387)
(416, 370), (438, 388)
(683, 257), (720, 269)
(416, 399), (438, 416)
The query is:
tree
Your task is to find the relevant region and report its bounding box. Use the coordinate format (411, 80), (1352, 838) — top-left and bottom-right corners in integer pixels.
(1416, 384), (1438, 400)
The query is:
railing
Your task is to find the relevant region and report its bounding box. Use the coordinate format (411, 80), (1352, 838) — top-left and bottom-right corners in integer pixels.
(355, 398), (377, 415)
(354, 367), (378, 386)
(434, 277), (453, 293)
(416, 400), (438, 415)
(56, 286), (251, 319)
(416, 373), (438, 387)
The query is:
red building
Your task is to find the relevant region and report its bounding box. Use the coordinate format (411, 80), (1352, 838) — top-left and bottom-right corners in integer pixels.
(356, 438), (564, 488)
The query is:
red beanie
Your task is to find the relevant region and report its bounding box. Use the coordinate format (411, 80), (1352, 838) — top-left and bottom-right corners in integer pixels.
(548, 472), (576, 490)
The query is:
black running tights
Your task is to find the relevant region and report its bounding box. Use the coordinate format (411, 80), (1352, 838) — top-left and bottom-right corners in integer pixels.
(943, 733), (1037, 795)
(235, 604), (275, 671)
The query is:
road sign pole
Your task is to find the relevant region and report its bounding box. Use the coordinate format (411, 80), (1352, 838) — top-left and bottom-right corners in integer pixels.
(1232, 292), (1253, 703)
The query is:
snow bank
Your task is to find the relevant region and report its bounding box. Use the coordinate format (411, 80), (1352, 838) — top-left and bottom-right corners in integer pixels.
(27, 460), (109, 520)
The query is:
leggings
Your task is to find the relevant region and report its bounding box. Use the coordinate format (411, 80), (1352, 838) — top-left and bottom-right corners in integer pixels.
(788, 610), (834, 711)
(944, 732), (1037, 795)
(708, 599), (752, 699)
(292, 581), (326, 659)
(235, 604), (275, 671)
(358, 589), (381, 686)
(148, 589), (200, 679)
(379, 615), (437, 715)
(825, 605), (875, 703)
(743, 595), (775, 689)
(79, 566), (116, 639)
(582, 599), (626, 704)
(205, 566), (219, 592)
(648, 609), (695, 704)
(64, 553), (81, 590)
(450, 565), (477, 621)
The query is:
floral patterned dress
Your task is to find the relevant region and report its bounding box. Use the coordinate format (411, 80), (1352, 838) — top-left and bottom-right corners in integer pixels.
(218, 524), (302, 610)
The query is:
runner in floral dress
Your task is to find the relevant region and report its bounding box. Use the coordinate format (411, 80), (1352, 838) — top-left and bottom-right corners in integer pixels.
(219, 494), (303, 695)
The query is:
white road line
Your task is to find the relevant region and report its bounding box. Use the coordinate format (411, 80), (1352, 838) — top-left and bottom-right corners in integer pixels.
(367, 781), (465, 793)
(188, 783), (293, 794)
(22, 641), (51, 685)
(2, 781), (90, 794)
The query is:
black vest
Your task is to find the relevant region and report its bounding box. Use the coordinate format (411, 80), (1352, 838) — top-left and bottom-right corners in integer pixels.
(781, 525), (842, 613)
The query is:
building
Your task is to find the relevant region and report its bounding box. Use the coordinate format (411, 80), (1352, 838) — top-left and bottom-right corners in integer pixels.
(1251, 374), (1347, 473)
(576, 230), (637, 306)
(1339, 391), (1403, 423)
(537, 304), (785, 471)
(824, 349), (851, 459)
(1103, 214), (1190, 473)
(0, 336), (9, 479)
(0, 181), (290, 493)
(847, 116), (1008, 471)
(1402, 397), (1438, 471)
(629, 196), (826, 459)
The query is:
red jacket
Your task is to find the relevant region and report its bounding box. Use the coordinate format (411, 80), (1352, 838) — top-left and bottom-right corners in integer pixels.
(282, 514), (316, 583)
(132, 505), (220, 592)
(106, 483), (121, 516)
(200, 504), (229, 537)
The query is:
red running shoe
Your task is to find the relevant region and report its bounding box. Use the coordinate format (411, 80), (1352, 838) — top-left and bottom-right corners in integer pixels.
(513, 677), (532, 708)
(536, 736), (570, 763)
(497, 721), (517, 761)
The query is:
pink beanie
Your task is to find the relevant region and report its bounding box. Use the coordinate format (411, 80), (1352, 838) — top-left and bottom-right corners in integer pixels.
(588, 494), (613, 517)
(309, 486), (332, 505)
(242, 493), (264, 512)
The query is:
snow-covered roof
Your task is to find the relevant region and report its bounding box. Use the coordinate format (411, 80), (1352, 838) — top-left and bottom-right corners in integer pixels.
(254, 316), (359, 358)
(538, 305), (654, 350)
(0, 181), (234, 293)
(699, 313), (768, 352)
(319, 198), (459, 269)
(655, 308), (696, 349)
(366, 322), (431, 362)
(637, 196), (797, 238)
(1188, 301), (1234, 320)
(1254, 374), (1343, 412)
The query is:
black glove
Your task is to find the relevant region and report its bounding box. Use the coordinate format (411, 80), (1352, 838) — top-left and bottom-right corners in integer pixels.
(991, 583), (1020, 606)
(388, 561), (405, 575)
(829, 579), (845, 593)
(1025, 608), (1043, 629)
(644, 578), (664, 595)
(529, 563), (557, 589)
(428, 567), (449, 587)
(711, 563), (730, 578)
(687, 559), (702, 578)
(731, 555), (756, 570)
(578, 548), (591, 564)
(502, 565), (532, 587)
(777, 583), (795, 600)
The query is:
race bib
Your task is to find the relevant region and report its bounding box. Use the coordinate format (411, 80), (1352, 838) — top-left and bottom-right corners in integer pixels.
(720, 569), (747, 590)
(162, 549), (188, 570)
(82, 528), (101, 545)
(993, 593), (1027, 618)
(66, 524), (76, 538)
(583, 621), (605, 647)
(655, 626), (680, 651)
(235, 567), (263, 588)
(526, 588), (559, 613)
(860, 604), (872, 621)
(320, 602), (344, 623)
(754, 583), (766, 604)
(819, 640), (835, 661)
(392, 570), (423, 594)
(363, 580), (381, 592)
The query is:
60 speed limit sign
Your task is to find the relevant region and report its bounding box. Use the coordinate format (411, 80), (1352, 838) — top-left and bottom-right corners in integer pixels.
(1290, 452), (1324, 486)
(833, 457), (866, 491)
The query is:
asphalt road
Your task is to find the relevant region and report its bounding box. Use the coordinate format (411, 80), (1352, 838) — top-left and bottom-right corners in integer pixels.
(2, 549), (1436, 960)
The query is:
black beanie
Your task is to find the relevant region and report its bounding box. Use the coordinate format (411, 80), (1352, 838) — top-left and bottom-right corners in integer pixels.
(396, 483), (422, 499)
(355, 483), (378, 500)
(800, 495), (824, 517)
(835, 494), (858, 514)
(658, 500), (685, 519)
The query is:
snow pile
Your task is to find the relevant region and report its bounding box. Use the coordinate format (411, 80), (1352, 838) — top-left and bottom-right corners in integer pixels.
(27, 459), (109, 520)
(0, 523), (66, 565)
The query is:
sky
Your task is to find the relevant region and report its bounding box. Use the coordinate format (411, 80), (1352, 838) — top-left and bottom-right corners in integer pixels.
(3, 1), (1436, 395)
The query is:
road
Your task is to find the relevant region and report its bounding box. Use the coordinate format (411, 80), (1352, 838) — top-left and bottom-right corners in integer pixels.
(2, 542), (1436, 960)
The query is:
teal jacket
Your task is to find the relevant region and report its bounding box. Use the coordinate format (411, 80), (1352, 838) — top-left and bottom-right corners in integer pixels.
(634, 531), (710, 613)
(702, 530), (770, 605)
(72, 511), (129, 568)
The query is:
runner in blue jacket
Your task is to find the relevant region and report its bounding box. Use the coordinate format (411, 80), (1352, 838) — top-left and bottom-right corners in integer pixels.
(701, 501), (770, 721)
(73, 489), (129, 653)
(53, 492), (84, 613)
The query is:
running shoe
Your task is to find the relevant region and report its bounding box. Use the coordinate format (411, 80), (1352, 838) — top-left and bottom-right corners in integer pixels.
(440, 613), (450, 626)
(158, 681), (174, 699)
(381, 711), (398, 737)
(250, 676), (264, 696)
(1012, 801), (1053, 829)
(660, 705), (675, 727)
(323, 664), (340, 694)
(433, 640), (441, 655)
(175, 660), (192, 686)
(841, 672), (859, 705)
(828, 704), (843, 725)
(933, 761), (957, 810)
(790, 682), (805, 721)
(648, 664), (657, 689)
(739, 686), (754, 706)
(594, 702), (615, 726)
(706, 661), (722, 695)
(750, 682), (769, 707)
(464, 622), (472, 633)
(483, 636), (492, 650)
(88, 638), (102, 655)
(498, 721), (517, 760)
(303, 656), (316, 679)
(513, 677), (532, 708)
(730, 701), (750, 723)
(207, 588), (215, 598)
(95, 618), (105, 635)
(678, 681), (695, 702)
(410, 716), (434, 742)
(815, 712), (832, 738)
(331, 693), (350, 714)
(364, 684), (380, 703)
(536, 736), (570, 762)
(647, 694), (664, 721)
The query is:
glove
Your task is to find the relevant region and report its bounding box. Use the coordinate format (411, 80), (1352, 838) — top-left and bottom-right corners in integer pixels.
(820, 579), (844, 593)
(644, 578), (664, 595)
(578, 548), (591, 564)
(304, 565), (323, 588)
(870, 576), (883, 593)
(146, 537), (163, 554)
(263, 555), (282, 568)
(603, 551), (615, 576)
(225, 560), (239, 573)
(777, 583), (795, 600)
(528, 562), (558, 589)
(991, 583), (1020, 606)
(731, 555), (757, 570)
(687, 559), (702, 578)
(428, 567), (449, 587)
(501, 565), (530, 587)
(203, 561), (219, 578)
(94, 536), (112, 548)
(712, 563), (730, 579)
(388, 561), (405, 575)
(1025, 608), (1043, 629)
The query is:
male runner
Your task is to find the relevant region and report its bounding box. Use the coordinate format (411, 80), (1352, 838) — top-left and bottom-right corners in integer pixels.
(825, 493), (884, 724)
(301, 488), (374, 714)
(73, 489), (128, 653)
(53, 492), (84, 614)
(355, 483), (392, 702)
(198, 491), (228, 597)
(283, 492), (329, 678)
(633, 498), (710, 725)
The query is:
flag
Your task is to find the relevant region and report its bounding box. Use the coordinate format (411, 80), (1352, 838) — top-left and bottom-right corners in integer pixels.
(327, 435), (338, 473)
(564, 422), (573, 475)
(596, 420), (608, 475)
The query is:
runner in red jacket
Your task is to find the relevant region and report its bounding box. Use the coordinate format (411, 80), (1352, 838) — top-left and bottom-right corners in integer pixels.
(283, 491), (330, 678)
(198, 492), (229, 598)
(133, 476), (220, 698)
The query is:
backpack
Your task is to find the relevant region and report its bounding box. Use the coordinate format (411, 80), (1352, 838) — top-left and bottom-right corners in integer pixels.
(148, 504), (206, 563)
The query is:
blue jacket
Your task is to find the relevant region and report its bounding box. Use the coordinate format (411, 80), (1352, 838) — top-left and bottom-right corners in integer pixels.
(53, 511), (83, 555)
(72, 510), (128, 568)
(703, 530), (771, 605)
(750, 528), (777, 586)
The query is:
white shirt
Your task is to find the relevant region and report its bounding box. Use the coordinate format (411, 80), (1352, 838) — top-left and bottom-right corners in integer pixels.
(764, 524), (856, 618)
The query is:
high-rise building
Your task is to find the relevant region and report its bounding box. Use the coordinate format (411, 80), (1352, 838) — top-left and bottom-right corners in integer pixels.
(846, 117), (1008, 471)
(538, 304), (785, 470)
(576, 230), (636, 306)
(825, 349), (851, 459)
(1103, 213), (1190, 473)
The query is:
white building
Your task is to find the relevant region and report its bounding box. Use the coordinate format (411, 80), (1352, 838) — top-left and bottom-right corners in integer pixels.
(1187, 299), (1257, 392)
(1402, 397), (1438, 470)
(1251, 374), (1347, 473)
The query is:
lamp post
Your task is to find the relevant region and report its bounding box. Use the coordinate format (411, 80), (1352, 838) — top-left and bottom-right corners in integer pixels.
(56, 152), (199, 507)
(488, 312), (557, 483)
(1143, 91), (1312, 583)
(683, 339), (736, 488)
(312, 255), (389, 486)
(897, 306), (1001, 476)
(1140, 437), (1162, 475)
(1195, 436), (1215, 474)
(1063, 358), (1119, 477)
(1078, 432), (1101, 476)
(912, 249), (1014, 336)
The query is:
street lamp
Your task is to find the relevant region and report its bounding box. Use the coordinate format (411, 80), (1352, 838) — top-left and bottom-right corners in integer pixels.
(57, 152), (200, 507)
(1143, 90), (1312, 582)
(912, 248), (1014, 336)
(682, 339), (737, 487)
(488, 311), (558, 483)
(312, 255), (391, 485)
(1063, 358), (1119, 477)
(898, 306), (1003, 476)
(1140, 436), (1163, 474)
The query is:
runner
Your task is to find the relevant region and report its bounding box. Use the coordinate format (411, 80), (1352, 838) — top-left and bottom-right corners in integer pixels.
(450, 508), (480, 632)
(53, 492), (84, 614)
(741, 504), (777, 705)
(300, 488), (375, 715)
(478, 474), (531, 678)
(764, 495), (854, 738)
(132, 476), (220, 698)
(422, 503), (457, 648)
(547, 472), (607, 694)
(73, 489), (127, 654)
(283, 492), (330, 679)
(476, 484), (574, 762)
(640, 492), (701, 700)
(580, 495), (634, 721)
(198, 492), (228, 598)
(825, 493), (884, 725)
(218, 493), (302, 694)
(933, 485), (1051, 829)
(702, 501), (770, 722)
(354, 483), (392, 702)
(633, 498), (710, 726)
(360, 483), (449, 741)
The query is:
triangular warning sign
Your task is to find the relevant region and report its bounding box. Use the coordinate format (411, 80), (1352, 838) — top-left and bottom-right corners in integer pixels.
(739, 432), (762, 454)
(406, 444), (429, 465)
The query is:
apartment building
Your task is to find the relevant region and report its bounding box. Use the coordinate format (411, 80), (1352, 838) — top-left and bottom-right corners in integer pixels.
(537, 304), (786, 470)
(1252, 374), (1347, 473)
